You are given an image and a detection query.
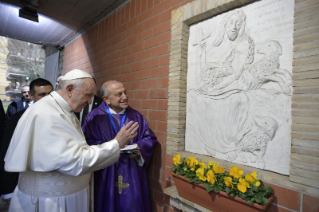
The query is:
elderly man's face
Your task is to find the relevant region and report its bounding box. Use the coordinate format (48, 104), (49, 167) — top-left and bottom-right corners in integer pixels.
(22, 86), (31, 102)
(69, 78), (96, 112)
(225, 13), (243, 41)
(31, 85), (53, 102)
(104, 82), (128, 113)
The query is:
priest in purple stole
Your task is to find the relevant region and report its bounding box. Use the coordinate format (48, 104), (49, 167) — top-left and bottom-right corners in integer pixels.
(82, 80), (157, 212)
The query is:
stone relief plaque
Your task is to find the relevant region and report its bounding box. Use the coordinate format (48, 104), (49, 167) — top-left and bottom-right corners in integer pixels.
(185, 0), (294, 175)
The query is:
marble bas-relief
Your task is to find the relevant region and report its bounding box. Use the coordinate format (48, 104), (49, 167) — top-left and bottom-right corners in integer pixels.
(185, 0), (294, 175)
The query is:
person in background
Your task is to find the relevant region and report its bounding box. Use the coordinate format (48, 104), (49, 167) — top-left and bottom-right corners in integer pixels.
(55, 75), (64, 90)
(82, 80), (157, 212)
(5, 85), (33, 121)
(0, 78), (54, 205)
(4, 70), (138, 212)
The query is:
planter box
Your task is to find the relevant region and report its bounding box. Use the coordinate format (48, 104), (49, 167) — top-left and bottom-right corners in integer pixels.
(171, 172), (273, 212)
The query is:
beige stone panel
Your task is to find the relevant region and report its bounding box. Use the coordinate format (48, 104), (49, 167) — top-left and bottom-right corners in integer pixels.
(171, 8), (184, 25)
(291, 146), (319, 157)
(295, 19), (319, 32)
(291, 102), (319, 109)
(291, 153), (319, 165)
(293, 71), (319, 80)
(292, 55), (319, 66)
(293, 79), (319, 86)
(295, 0), (319, 9)
(167, 136), (185, 142)
(292, 94), (319, 101)
(294, 11), (319, 24)
(293, 48), (319, 59)
(293, 86), (319, 94)
(291, 167), (319, 181)
(293, 63), (319, 73)
(289, 175), (319, 188)
(293, 117), (319, 124)
(291, 159), (319, 172)
(167, 119), (186, 125)
(292, 109), (319, 117)
(170, 80), (187, 85)
(168, 92), (187, 98)
(294, 3), (319, 17)
(294, 35), (319, 49)
(168, 101), (186, 107)
(294, 25), (319, 38)
(167, 133), (185, 138)
(292, 124), (319, 132)
(168, 110), (186, 116)
(291, 132), (319, 141)
(293, 40), (319, 51)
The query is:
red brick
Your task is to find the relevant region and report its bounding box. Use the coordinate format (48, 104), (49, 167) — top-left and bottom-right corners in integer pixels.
(144, 36), (160, 49)
(161, 31), (171, 44)
(160, 8), (171, 22)
(131, 62), (143, 72)
(129, 0), (136, 20)
(159, 54), (170, 65)
(138, 109), (148, 119)
(157, 99), (168, 110)
(153, 0), (171, 15)
(153, 167), (161, 181)
(124, 4), (130, 23)
(138, 28), (153, 42)
(115, 57), (126, 67)
(132, 23), (144, 36)
(266, 203), (295, 212)
(117, 23), (128, 35)
(143, 58), (158, 69)
(126, 90), (134, 98)
(263, 182), (300, 211)
(142, 78), (158, 89)
(157, 121), (167, 132)
(121, 46), (131, 57)
(127, 35), (137, 46)
(141, 100), (157, 109)
(165, 154), (174, 168)
(120, 64), (131, 74)
(129, 99), (141, 109)
(138, 9), (153, 24)
(128, 17), (138, 29)
(303, 194), (319, 212)
(114, 74), (127, 82)
(148, 119), (157, 131)
(126, 72), (135, 81)
(140, 0), (147, 13)
(144, 14), (160, 30)
(130, 81), (141, 90)
(132, 42), (144, 53)
(154, 189), (165, 204)
(135, 89), (149, 99)
(151, 43), (169, 57)
(163, 205), (175, 212)
(147, 0), (154, 11)
(149, 110), (167, 121)
(153, 20), (171, 36)
(158, 77), (169, 88)
(126, 54), (136, 64)
(151, 200), (163, 212)
(137, 49), (151, 61)
(150, 88), (167, 99)
(155, 131), (166, 144)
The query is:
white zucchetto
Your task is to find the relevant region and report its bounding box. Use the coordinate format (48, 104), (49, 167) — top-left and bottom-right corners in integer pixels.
(61, 69), (93, 81)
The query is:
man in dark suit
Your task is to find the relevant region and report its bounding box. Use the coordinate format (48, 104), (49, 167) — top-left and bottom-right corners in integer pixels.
(76, 94), (103, 125)
(5, 85), (32, 121)
(0, 78), (53, 204)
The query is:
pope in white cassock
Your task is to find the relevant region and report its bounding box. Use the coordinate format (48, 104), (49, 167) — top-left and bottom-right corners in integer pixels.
(4, 69), (139, 212)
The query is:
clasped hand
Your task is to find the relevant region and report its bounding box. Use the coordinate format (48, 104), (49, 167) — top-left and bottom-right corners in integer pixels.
(115, 121), (139, 148)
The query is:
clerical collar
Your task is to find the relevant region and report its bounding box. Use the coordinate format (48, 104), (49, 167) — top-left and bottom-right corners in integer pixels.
(108, 107), (126, 115)
(50, 91), (73, 113)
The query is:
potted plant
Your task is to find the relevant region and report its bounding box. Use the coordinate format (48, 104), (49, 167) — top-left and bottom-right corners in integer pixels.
(171, 154), (274, 212)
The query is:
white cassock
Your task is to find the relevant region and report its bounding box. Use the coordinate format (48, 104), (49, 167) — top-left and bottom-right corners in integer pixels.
(4, 91), (120, 212)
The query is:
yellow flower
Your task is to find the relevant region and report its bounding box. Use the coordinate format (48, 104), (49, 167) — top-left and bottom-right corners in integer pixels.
(186, 156), (198, 167)
(208, 161), (216, 167)
(238, 178), (250, 193)
(245, 172), (260, 188)
(224, 177), (234, 189)
(184, 168), (187, 171)
(199, 162), (207, 169)
(206, 170), (216, 184)
(229, 166), (243, 178)
(191, 168), (195, 171)
(196, 168), (206, 181)
(213, 164), (225, 174)
(173, 154), (182, 166)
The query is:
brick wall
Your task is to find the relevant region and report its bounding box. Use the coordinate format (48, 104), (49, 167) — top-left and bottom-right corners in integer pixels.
(63, 0), (319, 211)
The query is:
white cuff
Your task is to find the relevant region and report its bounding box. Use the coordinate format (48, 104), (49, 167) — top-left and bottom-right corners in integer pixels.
(2, 193), (13, 199)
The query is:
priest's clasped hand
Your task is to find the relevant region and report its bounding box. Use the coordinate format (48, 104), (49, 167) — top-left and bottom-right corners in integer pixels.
(115, 121), (139, 148)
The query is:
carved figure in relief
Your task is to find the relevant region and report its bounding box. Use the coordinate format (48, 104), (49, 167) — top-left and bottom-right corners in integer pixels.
(246, 40), (292, 94)
(236, 115), (278, 168)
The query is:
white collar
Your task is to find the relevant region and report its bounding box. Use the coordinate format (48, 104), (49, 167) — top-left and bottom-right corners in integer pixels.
(50, 91), (73, 113)
(108, 107), (126, 114)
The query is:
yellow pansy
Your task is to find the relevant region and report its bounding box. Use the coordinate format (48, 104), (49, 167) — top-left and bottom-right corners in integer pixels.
(224, 177), (234, 189)
(199, 162), (207, 169)
(208, 161), (216, 167)
(237, 178), (250, 193)
(186, 156), (198, 167)
(196, 168), (206, 181)
(213, 164), (225, 174)
(173, 154), (182, 166)
(206, 170), (216, 184)
(245, 172), (260, 188)
(229, 166), (243, 178)
(184, 168), (187, 171)
(191, 168), (195, 171)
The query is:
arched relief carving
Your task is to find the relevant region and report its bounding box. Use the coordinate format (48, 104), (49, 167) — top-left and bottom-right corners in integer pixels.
(185, 0), (294, 175)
